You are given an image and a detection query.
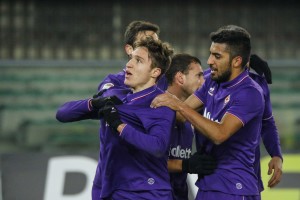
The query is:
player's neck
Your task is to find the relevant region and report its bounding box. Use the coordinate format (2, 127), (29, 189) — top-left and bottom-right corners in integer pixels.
(166, 86), (186, 101)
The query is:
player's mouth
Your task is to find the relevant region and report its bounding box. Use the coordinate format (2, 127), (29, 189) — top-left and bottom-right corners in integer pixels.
(210, 68), (217, 74)
(125, 70), (133, 78)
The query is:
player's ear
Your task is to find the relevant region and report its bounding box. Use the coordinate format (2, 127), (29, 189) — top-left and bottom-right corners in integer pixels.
(232, 56), (243, 68)
(175, 71), (184, 85)
(151, 67), (161, 79)
(125, 44), (133, 55)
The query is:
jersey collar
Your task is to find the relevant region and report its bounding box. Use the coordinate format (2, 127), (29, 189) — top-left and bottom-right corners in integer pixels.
(220, 69), (249, 89)
(125, 85), (158, 102)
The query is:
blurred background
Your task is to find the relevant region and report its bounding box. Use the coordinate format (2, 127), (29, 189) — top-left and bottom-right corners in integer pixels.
(0, 0), (300, 199)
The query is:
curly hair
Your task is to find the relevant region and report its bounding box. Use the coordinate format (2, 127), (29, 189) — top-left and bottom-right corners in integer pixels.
(133, 37), (174, 81)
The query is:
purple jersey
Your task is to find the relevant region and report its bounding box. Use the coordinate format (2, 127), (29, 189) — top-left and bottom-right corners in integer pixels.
(97, 85), (175, 199)
(200, 69), (282, 193)
(193, 70), (264, 196)
(99, 70), (193, 198)
(56, 85), (175, 199)
(168, 121), (194, 200)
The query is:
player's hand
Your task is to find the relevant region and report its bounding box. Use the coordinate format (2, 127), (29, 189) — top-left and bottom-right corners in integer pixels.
(91, 95), (122, 109)
(100, 101), (123, 131)
(182, 152), (217, 175)
(249, 54), (272, 84)
(267, 156), (283, 188)
(150, 92), (182, 110)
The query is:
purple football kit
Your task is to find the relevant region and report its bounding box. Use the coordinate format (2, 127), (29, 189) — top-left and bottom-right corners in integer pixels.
(100, 70), (194, 200)
(57, 85), (176, 199)
(193, 70), (264, 199)
(201, 69), (282, 193)
(99, 85), (176, 199)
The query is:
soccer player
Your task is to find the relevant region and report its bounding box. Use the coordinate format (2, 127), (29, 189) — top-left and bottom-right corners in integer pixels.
(151, 25), (265, 200)
(248, 55), (283, 192)
(57, 37), (175, 199)
(165, 53), (216, 200)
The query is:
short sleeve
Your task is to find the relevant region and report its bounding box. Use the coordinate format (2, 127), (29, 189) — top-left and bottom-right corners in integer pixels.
(227, 87), (264, 125)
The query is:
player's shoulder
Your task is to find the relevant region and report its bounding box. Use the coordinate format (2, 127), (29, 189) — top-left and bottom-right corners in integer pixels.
(98, 69), (126, 91)
(249, 71), (268, 87)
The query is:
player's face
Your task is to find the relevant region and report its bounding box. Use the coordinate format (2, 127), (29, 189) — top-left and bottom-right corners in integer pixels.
(182, 62), (204, 96)
(207, 42), (232, 83)
(125, 47), (160, 93)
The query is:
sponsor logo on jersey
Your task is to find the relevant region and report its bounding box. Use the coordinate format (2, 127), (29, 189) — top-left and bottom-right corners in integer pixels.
(203, 108), (220, 123)
(224, 95), (230, 105)
(101, 83), (114, 90)
(169, 145), (192, 159)
(208, 87), (215, 96)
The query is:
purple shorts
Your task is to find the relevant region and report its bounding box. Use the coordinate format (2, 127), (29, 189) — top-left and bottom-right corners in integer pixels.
(92, 185), (172, 200)
(195, 190), (260, 200)
(111, 189), (173, 200)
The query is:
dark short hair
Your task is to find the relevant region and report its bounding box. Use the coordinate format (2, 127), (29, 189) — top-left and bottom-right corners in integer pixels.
(124, 20), (160, 46)
(165, 53), (201, 85)
(134, 37), (174, 81)
(210, 25), (251, 68)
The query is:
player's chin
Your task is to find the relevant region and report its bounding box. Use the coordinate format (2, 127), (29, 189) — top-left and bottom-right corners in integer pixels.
(124, 79), (130, 87)
(210, 74), (218, 81)
(124, 80), (134, 88)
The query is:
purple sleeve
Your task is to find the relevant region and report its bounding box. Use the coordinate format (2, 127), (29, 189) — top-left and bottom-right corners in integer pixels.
(119, 107), (175, 157)
(259, 76), (273, 119)
(56, 99), (98, 122)
(97, 70), (126, 91)
(261, 116), (283, 160)
(260, 80), (283, 160)
(227, 87), (264, 126)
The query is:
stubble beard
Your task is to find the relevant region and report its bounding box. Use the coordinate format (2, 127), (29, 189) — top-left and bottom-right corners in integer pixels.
(211, 67), (232, 83)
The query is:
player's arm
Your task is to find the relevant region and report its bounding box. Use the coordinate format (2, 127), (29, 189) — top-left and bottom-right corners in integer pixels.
(153, 87), (264, 145)
(56, 94), (122, 122)
(151, 93), (203, 122)
(261, 116), (283, 188)
(152, 93), (242, 144)
(102, 105), (175, 157)
(261, 80), (283, 187)
(178, 103), (243, 145)
(258, 75), (283, 187)
(56, 99), (99, 122)
(151, 92), (242, 145)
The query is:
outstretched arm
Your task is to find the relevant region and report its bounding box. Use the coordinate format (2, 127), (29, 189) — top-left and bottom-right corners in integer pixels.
(56, 99), (98, 122)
